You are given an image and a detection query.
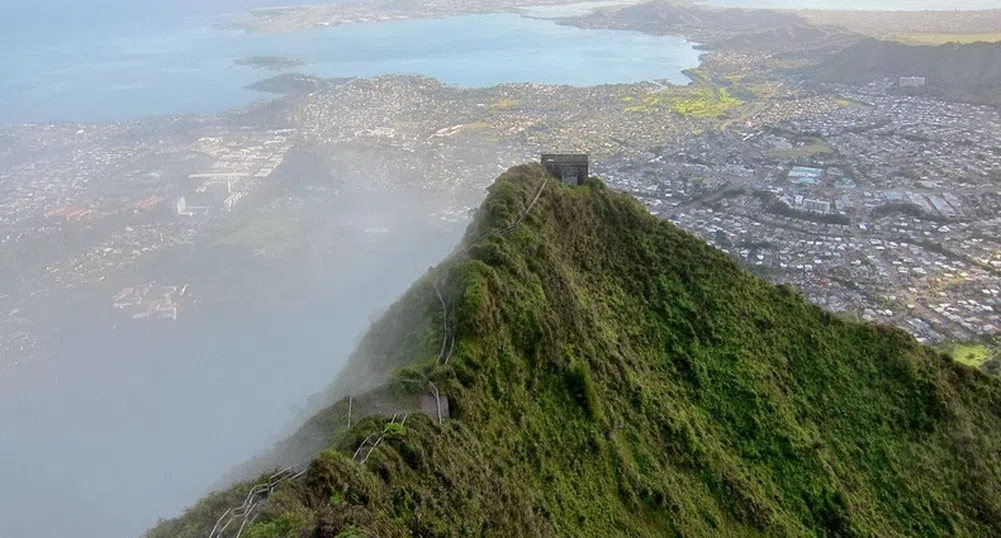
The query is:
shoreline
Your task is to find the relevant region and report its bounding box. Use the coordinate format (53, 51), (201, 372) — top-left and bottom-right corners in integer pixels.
(7, 0), (998, 127)
(222, 0), (654, 34)
(1, 11), (704, 128)
(224, 0), (1001, 35)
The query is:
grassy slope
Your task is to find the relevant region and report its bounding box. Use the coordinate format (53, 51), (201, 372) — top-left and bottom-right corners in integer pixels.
(942, 343), (997, 370)
(148, 164), (1001, 538)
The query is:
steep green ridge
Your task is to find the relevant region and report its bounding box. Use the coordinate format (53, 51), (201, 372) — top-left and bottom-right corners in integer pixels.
(148, 164), (1001, 538)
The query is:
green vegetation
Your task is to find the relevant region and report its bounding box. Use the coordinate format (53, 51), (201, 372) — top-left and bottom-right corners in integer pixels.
(890, 33), (1001, 46)
(767, 201), (850, 226)
(148, 165), (1001, 538)
(625, 86), (743, 118)
(737, 81), (780, 101)
(683, 67), (711, 85)
(937, 342), (1000, 377)
(766, 136), (835, 160)
(943, 343), (994, 368)
(834, 97), (868, 108)
(460, 121), (491, 131)
(488, 98), (520, 110)
(872, 202), (950, 223)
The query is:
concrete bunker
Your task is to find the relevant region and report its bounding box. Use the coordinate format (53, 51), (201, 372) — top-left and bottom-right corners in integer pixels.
(542, 153), (589, 185)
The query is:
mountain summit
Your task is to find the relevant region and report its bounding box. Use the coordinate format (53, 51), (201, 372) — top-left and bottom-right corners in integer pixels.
(148, 164), (1001, 538)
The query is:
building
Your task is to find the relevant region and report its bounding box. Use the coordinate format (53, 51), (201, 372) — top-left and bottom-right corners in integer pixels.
(803, 198), (832, 214)
(787, 166), (824, 185)
(541, 154), (589, 185)
(899, 76), (926, 88)
(175, 195), (210, 216)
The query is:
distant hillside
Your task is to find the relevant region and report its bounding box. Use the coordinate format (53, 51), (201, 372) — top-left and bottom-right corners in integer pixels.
(808, 38), (1001, 106)
(575, 1), (799, 36)
(569, 2), (856, 52)
(245, 74), (350, 95)
(798, 9), (1001, 38)
(147, 165), (1001, 538)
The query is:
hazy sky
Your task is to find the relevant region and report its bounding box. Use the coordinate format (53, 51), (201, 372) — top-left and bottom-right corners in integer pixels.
(0, 0), (334, 14)
(0, 0), (342, 45)
(704, 0), (1001, 9)
(0, 0), (335, 31)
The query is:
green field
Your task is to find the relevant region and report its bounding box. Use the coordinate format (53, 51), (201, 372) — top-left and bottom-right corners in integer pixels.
(890, 33), (1001, 46)
(767, 136), (835, 160)
(834, 97), (868, 108)
(624, 86), (743, 118)
(944, 343), (994, 367)
(488, 98), (520, 110)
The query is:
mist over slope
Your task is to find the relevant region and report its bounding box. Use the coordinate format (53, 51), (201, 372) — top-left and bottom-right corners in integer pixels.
(148, 164), (1001, 538)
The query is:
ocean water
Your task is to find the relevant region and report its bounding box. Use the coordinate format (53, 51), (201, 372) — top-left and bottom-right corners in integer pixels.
(0, 9), (701, 124)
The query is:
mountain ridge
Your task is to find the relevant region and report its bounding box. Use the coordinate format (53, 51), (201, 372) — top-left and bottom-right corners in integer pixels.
(148, 163), (1001, 538)
(807, 38), (1001, 106)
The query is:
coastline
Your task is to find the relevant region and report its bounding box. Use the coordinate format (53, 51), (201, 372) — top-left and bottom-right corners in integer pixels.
(0, 10), (704, 126)
(221, 0), (650, 34)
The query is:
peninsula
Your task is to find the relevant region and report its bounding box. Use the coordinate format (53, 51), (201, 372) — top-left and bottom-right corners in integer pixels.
(234, 55), (307, 71)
